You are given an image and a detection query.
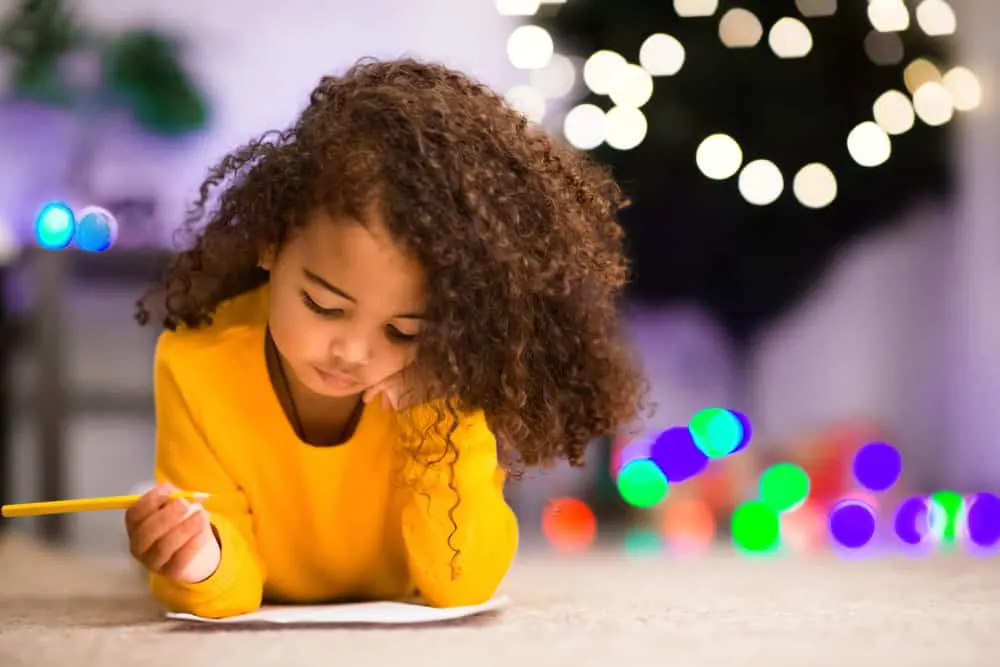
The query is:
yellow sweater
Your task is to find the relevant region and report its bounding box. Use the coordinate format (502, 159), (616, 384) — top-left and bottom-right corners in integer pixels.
(148, 285), (519, 618)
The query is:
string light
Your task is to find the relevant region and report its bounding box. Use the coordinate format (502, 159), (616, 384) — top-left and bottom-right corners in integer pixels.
(673, 0), (718, 18)
(795, 0), (837, 18)
(605, 106), (647, 150)
(563, 103), (606, 149)
(768, 18), (813, 59)
(505, 85), (548, 123)
(915, 0), (956, 36)
(696, 133), (743, 180)
(511, 0), (977, 210)
(639, 33), (686, 76)
(608, 64), (654, 108)
(719, 9), (763, 49)
(942, 67), (982, 111)
(529, 53), (577, 98)
(847, 121), (891, 167)
(864, 30), (904, 66)
(912, 81), (954, 126)
(867, 0), (910, 33)
(903, 58), (941, 93)
(872, 89), (916, 135)
(495, 0), (541, 16)
(738, 160), (784, 206)
(506, 25), (554, 69)
(583, 50), (628, 95)
(793, 163), (838, 209)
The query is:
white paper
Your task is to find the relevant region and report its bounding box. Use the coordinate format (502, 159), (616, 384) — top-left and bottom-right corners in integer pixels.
(166, 595), (510, 625)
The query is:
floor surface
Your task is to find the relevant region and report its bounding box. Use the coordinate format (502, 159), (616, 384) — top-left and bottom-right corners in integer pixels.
(1, 531), (998, 667)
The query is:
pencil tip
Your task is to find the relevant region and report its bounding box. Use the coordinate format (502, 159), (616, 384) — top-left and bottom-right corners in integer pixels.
(192, 492), (210, 502)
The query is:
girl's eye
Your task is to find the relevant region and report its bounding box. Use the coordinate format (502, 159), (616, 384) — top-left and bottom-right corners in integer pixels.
(300, 291), (344, 317)
(386, 325), (419, 343)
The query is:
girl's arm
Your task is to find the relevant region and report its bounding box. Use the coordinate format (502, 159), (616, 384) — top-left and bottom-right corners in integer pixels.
(148, 333), (264, 618)
(398, 404), (519, 607)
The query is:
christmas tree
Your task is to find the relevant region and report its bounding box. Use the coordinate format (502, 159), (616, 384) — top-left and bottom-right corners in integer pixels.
(500, 0), (977, 343)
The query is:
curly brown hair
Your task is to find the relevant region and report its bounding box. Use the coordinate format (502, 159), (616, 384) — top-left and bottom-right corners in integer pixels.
(136, 57), (645, 476)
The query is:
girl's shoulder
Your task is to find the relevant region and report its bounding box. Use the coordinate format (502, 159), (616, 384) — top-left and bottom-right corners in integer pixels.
(156, 284), (268, 371)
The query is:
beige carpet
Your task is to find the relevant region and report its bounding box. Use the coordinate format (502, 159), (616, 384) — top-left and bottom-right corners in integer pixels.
(1, 531), (998, 667)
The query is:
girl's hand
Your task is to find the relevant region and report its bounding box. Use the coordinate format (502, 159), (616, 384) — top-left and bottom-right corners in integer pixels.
(125, 483), (221, 584)
(362, 368), (423, 412)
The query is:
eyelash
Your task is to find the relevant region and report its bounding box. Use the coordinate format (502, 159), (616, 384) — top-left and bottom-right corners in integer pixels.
(300, 291), (419, 343)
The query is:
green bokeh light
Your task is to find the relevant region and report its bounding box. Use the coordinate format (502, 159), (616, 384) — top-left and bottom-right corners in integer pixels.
(624, 528), (663, 555)
(689, 407), (744, 458)
(929, 489), (964, 543)
(758, 462), (811, 513)
(617, 459), (669, 508)
(731, 500), (781, 554)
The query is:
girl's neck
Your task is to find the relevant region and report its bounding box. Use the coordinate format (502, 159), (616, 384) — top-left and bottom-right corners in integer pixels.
(264, 327), (364, 447)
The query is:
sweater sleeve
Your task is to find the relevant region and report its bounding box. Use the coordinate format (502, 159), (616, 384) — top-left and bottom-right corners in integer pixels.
(398, 402), (519, 607)
(147, 333), (264, 618)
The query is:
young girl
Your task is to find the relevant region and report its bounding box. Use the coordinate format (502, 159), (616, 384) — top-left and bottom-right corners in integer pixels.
(124, 58), (644, 619)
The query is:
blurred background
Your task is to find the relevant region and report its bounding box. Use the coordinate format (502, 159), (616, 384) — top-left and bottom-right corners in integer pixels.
(0, 0), (997, 559)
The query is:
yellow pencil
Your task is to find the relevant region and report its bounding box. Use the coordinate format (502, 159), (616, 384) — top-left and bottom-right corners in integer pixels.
(0, 491), (210, 518)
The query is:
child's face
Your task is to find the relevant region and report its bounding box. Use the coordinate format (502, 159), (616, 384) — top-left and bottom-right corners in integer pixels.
(261, 210), (427, 399)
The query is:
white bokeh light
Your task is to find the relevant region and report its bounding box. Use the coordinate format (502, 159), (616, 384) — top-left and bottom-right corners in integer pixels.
(505, 85), (547, 123)
(847, 121), (892, 167)
(695, 134), (743, 180)
(530, 53), (577, 98)
(738, 160), (784, 206)
(873, 89), (915, 135)
(768, 17), (813, 58)
(506, 25), (554, 70)
(868, 0), (910, 32)
(942, 67), (982, 111)
(793, 163), (838, 209)
(915, 0), (957, 36)
(605, 106), (648, 150)
(674, 0), (718, 17)
(608, 64), (654, 108)
(913, 81), (954, 126)
(719, 9), (763, 48)
(563, 104), (606, 150)
(583, 50), (628, 95)
(639, 33), (686, 76)
(495, 0), (541, 16)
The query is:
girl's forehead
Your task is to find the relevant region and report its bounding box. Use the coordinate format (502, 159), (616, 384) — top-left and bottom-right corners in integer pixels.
(295, 214), (427, 307)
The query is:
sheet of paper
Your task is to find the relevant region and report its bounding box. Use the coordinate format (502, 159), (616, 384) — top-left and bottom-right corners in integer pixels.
(166, 595), (510, 625)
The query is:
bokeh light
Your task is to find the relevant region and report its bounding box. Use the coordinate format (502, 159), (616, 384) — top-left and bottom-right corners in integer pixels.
(689, 407), (744, 458)
(829, 499), (877, 549)
(893, 496), (930, 546)
(650, 427), (708, 483)
(661, 497), (716, 553)
(728, 409), (753, 454)
(615, 435), (654, 475)
(965, 492), (1000, 549)
(617, 459), (669, 508)
(541, 497), (597, 552)
(780, 501), (826, 552)
(624, 528), (663, 555)
(34, 201), (75, 250)
(759, 462), (811, 513)
(731, 500), (781, 554)
(73, 206), (118, 253)
(928, 489), (963, 543)
(852, 441), (902, 492)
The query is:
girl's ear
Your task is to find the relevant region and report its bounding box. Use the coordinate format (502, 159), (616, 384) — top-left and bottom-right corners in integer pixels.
(259, 244), (276, 271)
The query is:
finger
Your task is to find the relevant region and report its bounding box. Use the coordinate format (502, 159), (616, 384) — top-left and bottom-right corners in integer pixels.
(161, 515), (214, 580)
(125, 482), (176, 529)
(130, 498), (190, 558)
(146, 504), (206, 572)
